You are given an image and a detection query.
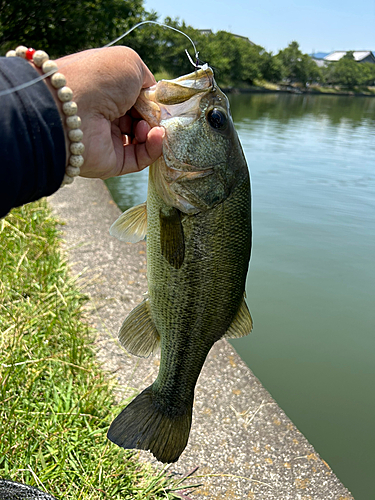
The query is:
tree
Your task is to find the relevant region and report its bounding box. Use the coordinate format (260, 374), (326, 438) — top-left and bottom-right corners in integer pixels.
(259, 51), (284, 82)
(325, 58), (363, 88)
(0, 0), (147, 57)
(202, 31), (262, 86)
(360, 63), (375, 86)
(276, 41), (321, 86)
(154, 17), (206, 77)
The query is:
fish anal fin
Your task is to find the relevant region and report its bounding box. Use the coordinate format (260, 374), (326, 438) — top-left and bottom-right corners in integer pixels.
(119, 299), (160, 358)
(224, 296), (253, 339)
(109, 202), (147, 243)
(107, 385), (192, 463)
(159, 207), (185, 269)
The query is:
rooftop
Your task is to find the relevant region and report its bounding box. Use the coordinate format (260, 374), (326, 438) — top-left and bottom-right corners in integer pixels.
(324, 50), (374, 61)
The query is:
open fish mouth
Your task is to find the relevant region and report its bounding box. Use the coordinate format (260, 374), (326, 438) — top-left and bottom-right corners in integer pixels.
(134, 67), (215, 127)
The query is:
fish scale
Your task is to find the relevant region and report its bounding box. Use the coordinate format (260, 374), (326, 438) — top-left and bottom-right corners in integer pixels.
(108, 67), (252, 463)
(148, 174), (251, 401)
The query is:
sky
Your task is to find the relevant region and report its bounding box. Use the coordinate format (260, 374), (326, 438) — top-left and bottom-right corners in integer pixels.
(144, 0), (375, 55)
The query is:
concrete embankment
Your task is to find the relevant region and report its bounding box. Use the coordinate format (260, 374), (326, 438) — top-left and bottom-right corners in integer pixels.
(50, 177), (354, 500)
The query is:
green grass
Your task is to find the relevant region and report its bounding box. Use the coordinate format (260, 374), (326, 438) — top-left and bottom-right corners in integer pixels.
(0, 200), (198, 499)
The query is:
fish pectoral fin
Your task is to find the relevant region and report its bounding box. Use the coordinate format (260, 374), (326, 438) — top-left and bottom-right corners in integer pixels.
(159, 207), (185, 269)
(109, 202), (147, 243)
(119, 299), (160, 358)
(224, 296), (253, 338)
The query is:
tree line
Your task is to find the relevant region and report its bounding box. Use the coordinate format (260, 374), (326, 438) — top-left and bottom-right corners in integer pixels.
(1, 1), (374, 89)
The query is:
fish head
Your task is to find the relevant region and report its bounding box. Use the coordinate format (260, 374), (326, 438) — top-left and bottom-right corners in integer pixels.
(135, 67), (249, 214)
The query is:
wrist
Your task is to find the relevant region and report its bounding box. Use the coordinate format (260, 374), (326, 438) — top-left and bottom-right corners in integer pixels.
(6, 46), (85, 186)
(30, 61), (70, 163)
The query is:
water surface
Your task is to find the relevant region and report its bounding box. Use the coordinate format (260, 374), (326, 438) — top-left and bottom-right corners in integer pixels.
(106, 93), (375, 500)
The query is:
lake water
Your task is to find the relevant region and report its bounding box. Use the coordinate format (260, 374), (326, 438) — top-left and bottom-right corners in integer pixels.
(105, 93), (375, 500)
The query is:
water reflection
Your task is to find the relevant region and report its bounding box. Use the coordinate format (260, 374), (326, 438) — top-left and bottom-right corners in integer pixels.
(229, 93), (375, 126)
(229, 94), (375, 500)
(105, 93), (375, 500)
(105, 167), (149, 212)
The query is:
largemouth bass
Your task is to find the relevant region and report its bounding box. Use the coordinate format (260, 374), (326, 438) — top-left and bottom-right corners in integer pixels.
(107, 67), (252, 463)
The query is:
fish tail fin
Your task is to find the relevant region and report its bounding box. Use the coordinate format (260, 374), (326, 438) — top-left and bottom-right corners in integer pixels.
(107, 385), (192, 463)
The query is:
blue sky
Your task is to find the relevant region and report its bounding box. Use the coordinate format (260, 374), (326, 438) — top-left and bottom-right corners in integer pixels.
(144, 0), (375, 54)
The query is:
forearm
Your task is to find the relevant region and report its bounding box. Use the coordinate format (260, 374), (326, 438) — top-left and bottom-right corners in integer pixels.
(0, 57), (66, 218)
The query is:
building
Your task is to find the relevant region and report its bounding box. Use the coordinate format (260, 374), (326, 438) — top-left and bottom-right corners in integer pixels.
(324, 51), (375, 64)
(198, 29), (213, 36)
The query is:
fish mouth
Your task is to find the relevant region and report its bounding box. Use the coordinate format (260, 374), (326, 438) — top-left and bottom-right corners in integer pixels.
(134, 67), (214, 127)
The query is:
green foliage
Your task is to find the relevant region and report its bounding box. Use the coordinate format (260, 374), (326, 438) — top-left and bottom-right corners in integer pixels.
(323, 57), (375, 89)
(0, 0), (146, 57)
(360, 63), (375, 86)
(119, 12), (162, 74)
(276, 41), (321, 86)
(1, 0), (373, 90)
(153, 17), (206, 77)
(343, 51), (355, 60)
(259, 51), (284, 83)
(190, 30), (263, 86)
(0, 200), (199, 499)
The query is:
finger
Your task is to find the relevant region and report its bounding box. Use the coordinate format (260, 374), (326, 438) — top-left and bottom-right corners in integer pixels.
(134, 120), (151, 144)
(120, 126), (164, 174)
(136, 126), (164, 167)
(141, 63), (157, 88)
(129, 107), (142, 119)
(118, 114), (133, 135)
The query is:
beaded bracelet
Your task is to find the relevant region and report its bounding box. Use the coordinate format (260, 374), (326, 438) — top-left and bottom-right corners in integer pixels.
(6, 45), (84, 187)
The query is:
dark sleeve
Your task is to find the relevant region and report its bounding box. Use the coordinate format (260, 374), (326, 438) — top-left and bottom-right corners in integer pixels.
(0, 57), (66, 219)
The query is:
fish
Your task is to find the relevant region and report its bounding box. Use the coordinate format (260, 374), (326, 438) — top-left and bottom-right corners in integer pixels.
(107, 66), (252, 463)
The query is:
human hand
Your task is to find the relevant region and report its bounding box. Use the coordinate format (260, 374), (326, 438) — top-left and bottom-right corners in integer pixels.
(54, 46), (164, 179)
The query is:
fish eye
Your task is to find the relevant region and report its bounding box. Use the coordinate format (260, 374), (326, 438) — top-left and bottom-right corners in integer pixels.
(207, 108), (227, 130)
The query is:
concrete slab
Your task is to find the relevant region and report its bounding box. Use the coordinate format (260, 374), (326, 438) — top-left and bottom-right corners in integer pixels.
(50, 177), (354, 500)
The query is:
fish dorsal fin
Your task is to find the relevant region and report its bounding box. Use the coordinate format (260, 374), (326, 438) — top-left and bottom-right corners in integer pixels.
(119, 299), (160, 358)
(159, 207), (185, 269)
(109, 202), (147, 243)
(224, 296), (253, 338)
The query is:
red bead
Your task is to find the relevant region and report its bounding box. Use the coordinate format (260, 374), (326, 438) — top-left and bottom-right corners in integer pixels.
(25, 48), (36, 60)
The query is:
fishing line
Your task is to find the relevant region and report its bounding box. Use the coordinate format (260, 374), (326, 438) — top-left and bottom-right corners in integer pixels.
(0, 20), (206, 97)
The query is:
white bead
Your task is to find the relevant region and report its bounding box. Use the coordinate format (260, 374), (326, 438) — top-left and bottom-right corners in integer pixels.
(42, 60), (58, 74)
(57, 86), (73, 102)
(51, 72), (66, 89)
(70, 141), (85, 155)
(66, 115), (81, 129)
(15, 46), (28, 58)
(66, 165), (81, 177)
(69, 155), (84, 168)
(6, 50), (17, 57)
(68, 129), (83, 142)
(61, 174), (74, 186)
(62, 101), (78, 116)
(33, 50), (49, 67)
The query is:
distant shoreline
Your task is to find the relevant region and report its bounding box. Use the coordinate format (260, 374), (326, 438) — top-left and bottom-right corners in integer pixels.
(223, 86), (375, 97)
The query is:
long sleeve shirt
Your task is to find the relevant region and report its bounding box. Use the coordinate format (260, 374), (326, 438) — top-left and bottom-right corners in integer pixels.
(0, 56), (66, 218)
